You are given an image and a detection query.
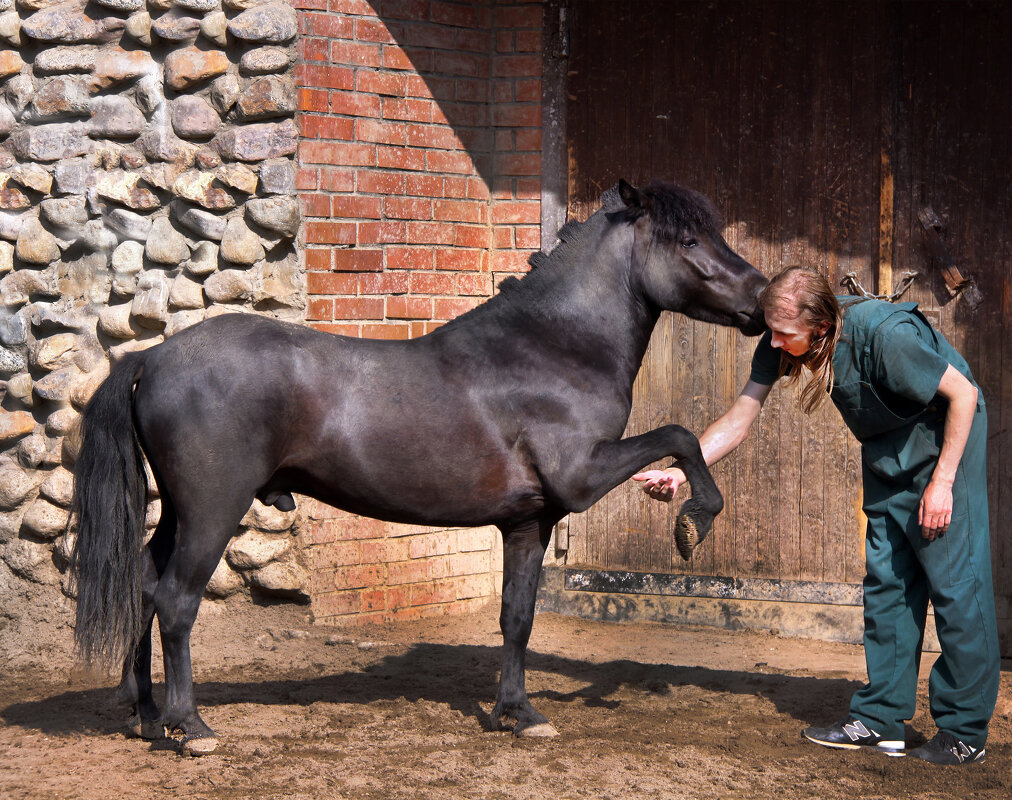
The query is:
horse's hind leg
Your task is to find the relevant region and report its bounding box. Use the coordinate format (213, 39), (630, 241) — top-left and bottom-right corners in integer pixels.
(492, 515), (559, 738)
(118, 508), (176, 740)
(154, 495), (252, 756)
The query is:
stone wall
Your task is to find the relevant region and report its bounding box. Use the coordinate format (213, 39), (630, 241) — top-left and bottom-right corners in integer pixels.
(0, 0), (307, 606)
(295, 0), (544, 624)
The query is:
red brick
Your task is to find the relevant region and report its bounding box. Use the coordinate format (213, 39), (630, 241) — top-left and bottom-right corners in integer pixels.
(357, 220), (407, 244)
(357, 69), (407, 96)
(386, 296), (433, 319)
(302, 12), (353, 38)
(307, 297), (334, 320)
(361, 588), (387, 612)
(454, 225), (491, 248)
(434, 296), (479, 320)
(455, 27), (493, 53)
(330, 90), (382, 118)
(435, 101), (489, 126)
(332, 195), (383, 219)
(296, 167), (319, 191)
(492, 81), (513, 104)
(384, 196), (432, 220)
(495, 152), (540, 176)
(515, 225), (541, 249)
(494, 5), (542, 29)
(329, 0), (374, 13)
(410, 271), (455, 294)
(331, 40), (382, 67)
(515, 129), (541, 151)
(358, 272), (411, 295)
(377, 0), (427, 21)
(387, 584), (412, 611)
(307, 271), (358, 294)
(388, 560), (431, 585)
(435, 249), (483, 271)
(301, 141), (375, 167)
(311, 321), (360, 336)
(494, 55), (541, 78)
(496, 31), (515, 53)
(333, 296), (385, 320)
(406, 124), (462, 150)
(304, 248), (331, 271)
(431, 1), (481, 28)
(514, 78), (541, 102)
(381, 44), (414, 71)
(457, 273), (493, 296)
(516, 178), (541, 199)
(335, 564), (385, 590)
(315, 540), (363, 568)
(332, 248), (384, 272)
(387, 246), (434, 270)
(432, 51), (489, 79)
(425, 150), (475, 174)
(361, 323), (411, 339)
(358, 119), (408, 145)
(467, 177), (491, 200)
(301, 193), (331, 217)
(305, 220), (357, 244)
(452, 78), (489, 104)
(442, 176), (468, 198)
(299, 87), (329, 112)
(492, 104), (541, 127)
(406, 221), (455, 245)
(491, 249), (535, 271)
(382, 97), (432, 123)
(300, 38), (330, 62)
(357, 170), (405, 195)
(516, 30), (542, 53)
(433, 199), (484, 223)
(293, 0), (327, 10)
(405, 174), (444, 196)
(377, 145), (426, 171)
(355, 17), (398, 44)
(492, 226), (513, 248)
(491, 201), (539, 224)
(300, 115), (355, 140)
(300, 63), (355, 90)
(313, 590), (361, 619)
(400, 22), (456, 52)
(320, 167), (356, 192)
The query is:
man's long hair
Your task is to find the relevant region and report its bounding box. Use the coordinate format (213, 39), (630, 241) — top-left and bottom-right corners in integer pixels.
(758, 266), (843, 414)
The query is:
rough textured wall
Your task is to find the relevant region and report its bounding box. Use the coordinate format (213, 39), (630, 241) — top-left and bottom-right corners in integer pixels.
(295, 0), (544, 624)
(0, 0), (307, 612)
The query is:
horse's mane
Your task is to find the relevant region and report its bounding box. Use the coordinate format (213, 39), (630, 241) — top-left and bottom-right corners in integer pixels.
(437, 180), (722, 330)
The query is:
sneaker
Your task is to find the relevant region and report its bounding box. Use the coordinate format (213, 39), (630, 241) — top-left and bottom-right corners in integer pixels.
(802, 717), (905, 756)
(907, 730), (985, 765)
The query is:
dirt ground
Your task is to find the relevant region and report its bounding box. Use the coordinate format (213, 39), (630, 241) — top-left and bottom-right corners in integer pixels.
(2, 592), (1011, 800)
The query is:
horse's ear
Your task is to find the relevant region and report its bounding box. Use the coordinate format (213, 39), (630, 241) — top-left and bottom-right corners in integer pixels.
(618, 179), (642, 209)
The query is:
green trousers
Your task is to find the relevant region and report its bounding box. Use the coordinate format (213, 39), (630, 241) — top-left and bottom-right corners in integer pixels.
(850, 408), (999, 747)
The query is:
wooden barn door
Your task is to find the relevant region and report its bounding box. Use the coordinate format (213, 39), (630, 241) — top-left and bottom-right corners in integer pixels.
(555, 1), (1012, 652)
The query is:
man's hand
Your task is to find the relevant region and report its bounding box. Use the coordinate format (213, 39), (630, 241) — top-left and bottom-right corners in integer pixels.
(919, 478), (954, 540)
(632, 468), (687, 502)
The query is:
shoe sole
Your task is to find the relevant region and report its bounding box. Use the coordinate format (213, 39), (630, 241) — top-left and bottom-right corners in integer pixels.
(803, 732), (905, 757)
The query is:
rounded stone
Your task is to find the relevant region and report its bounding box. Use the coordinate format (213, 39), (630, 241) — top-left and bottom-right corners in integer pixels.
(0, 462), (35, 509)
(175, 204), (226, 241)
(220, 217), (264, 265)
(44, 406), (79, 437)
(29, 75), (90, 119)
(94, 0), (145, 10)
(205, 558), (244, 598)
(247, 559), (308, 600)
(15, 218), (61, 264)
(98, 303), (143, 339)
(112, 240), (145, 273)
(226, 530), (290, 570)
(22, 496), (69, 539)
(213, 119), (297, 162)
(209, 73), (239, 115)
(203, 269), (253, 303)
(0, 48), (23, 78)
(168, 273), (205, 310)
(164, 46), (228, 91)
(151, 12), (200, 42)
(0, 344), (25, 377)
(31, 332), (80, 371)
(246, 196), (298, 238)
(145, 217), (190, 265)
(185, 240), (218, 275)
(170, 95), (221, 140)
(227, 3), (297, 44)
(34, 44), (97, 73)
(236, 75), (297, 120)
(89, 96), (147, 140)
(240, 46), (290, 75)
(0, 409), (35, 447)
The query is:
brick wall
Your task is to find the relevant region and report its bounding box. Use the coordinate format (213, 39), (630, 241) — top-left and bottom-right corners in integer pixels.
(294, 0), (544, 623)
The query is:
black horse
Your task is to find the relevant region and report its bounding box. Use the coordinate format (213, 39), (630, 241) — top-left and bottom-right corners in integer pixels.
(71, 180), (767, 755)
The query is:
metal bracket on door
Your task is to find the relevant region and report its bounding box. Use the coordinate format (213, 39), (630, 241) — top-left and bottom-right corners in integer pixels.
(841, 271), (919, 303)
(917, 207), (984, 309)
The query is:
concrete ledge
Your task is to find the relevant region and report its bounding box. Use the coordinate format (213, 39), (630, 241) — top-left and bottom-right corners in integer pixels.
(537, 567), (941, 651)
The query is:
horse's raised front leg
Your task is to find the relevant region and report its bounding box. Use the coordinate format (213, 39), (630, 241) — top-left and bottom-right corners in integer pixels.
(549, 424), (722, 560)
(492, 516), (559, 738)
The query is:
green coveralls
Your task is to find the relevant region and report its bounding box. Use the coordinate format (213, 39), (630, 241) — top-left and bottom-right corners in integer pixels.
(751, 297), (999, 747)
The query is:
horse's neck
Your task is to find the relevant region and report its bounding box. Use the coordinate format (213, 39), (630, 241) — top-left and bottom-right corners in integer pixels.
(523, 223), (659, 381)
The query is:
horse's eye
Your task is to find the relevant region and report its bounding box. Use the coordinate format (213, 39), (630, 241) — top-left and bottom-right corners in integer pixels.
(680, 237), (698, 248)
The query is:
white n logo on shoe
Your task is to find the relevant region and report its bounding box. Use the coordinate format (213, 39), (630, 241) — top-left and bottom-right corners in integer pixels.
(842, 720), (876, 742)
(951, 741), (982, 763)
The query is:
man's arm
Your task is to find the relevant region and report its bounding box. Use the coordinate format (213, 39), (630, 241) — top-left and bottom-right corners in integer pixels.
(919, 364), (978, 540)
(633, 380), (772, 501)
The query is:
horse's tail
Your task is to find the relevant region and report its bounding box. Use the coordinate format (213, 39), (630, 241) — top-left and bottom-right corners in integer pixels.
(70, 352), (149, 666)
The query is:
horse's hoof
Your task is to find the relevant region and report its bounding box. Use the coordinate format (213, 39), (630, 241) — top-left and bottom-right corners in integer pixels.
(126, 715), (165, 740)
(180, 735), (219, 756)
(516, 722), (559, 738)
(674, 513), (699, 560)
